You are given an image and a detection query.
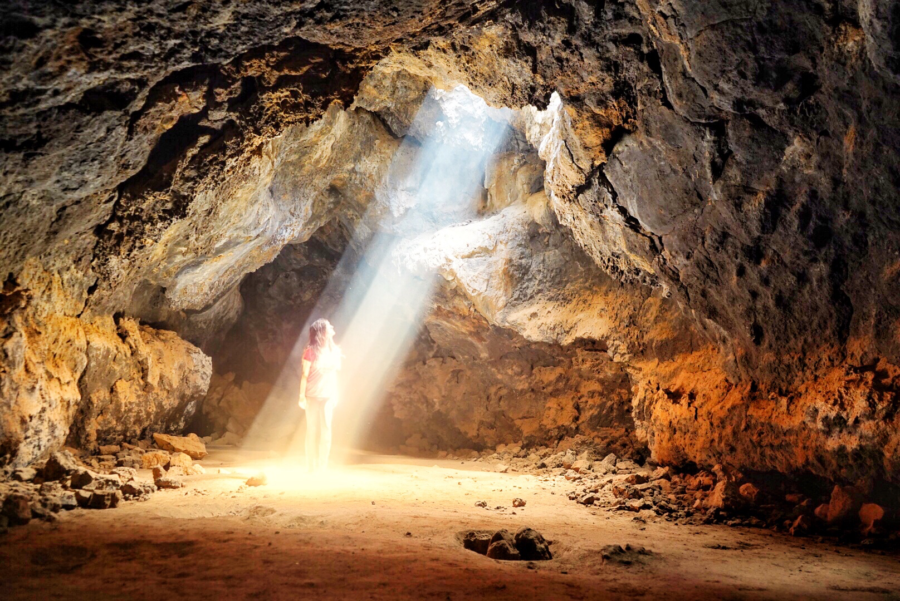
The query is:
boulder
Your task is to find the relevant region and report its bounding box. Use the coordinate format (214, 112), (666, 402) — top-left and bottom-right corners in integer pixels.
(116, 456), (142, 469)
(705, 480), (740, 509)
(2, 493), (33, 525)
(486, 530), (521, 560)
(155, 477), (185, 490)
(121, 480), (157, 499)
(42, 450), (80, 481)
(74, 490), (93, 508)
(514, 527), (552, 560)
(168, 452), (193, 468)
(141, 451), (171, 469)
(87, 490), (122, 509)
(859, 503), (885, 535)
(599, 453), (618, 469)
(151, 466), (167, 480)
(111, 467), (137, 483)
(789, 515), (812, 537)
(738, 482), (760, 504)
(825, 485), (862, 524)
(153, 433), (208, 459)
(69, 468), (99, 490)
(571, 459), (593, 473)
(70, 469), (121, 491)
(461, 530), (493, 555)
(98, 445), (121, 455)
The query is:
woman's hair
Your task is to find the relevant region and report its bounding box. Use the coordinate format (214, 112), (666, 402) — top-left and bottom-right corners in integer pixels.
(308, 318), (334, 352)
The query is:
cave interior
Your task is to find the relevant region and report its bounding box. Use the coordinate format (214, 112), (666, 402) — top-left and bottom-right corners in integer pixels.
(2, 0), (900, 598)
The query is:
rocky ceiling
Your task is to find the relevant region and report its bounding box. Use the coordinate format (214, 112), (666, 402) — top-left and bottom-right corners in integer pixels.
(2, 0), (900, 488)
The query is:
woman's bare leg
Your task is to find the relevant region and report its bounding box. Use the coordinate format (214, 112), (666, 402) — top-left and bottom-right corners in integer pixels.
(305, 401), (320, 472)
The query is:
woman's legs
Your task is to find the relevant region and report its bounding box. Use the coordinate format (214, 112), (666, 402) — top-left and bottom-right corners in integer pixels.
(305, 400), (322, 471)
(306, 398), (334, 471)
(318, 400), (335, 470)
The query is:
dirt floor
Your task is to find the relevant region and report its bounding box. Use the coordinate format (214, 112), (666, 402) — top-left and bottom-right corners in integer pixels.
(2, 448), (899, 600)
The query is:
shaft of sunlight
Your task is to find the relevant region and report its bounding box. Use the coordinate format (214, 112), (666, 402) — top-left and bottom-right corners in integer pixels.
(241, 85), (513, 462)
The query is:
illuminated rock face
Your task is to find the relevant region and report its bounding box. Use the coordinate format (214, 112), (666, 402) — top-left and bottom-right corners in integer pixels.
(0, 262), (211, 466)
(2, 1), (900, 485)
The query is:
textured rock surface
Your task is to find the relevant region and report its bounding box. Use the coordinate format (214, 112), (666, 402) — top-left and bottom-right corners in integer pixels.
(1, 261), (210, 466)
(2, 0), (900, 488)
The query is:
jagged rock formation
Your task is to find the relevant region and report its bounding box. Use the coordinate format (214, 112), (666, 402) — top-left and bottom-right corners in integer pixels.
(0, 261), (210, 467)
(2, 0), (900, 491)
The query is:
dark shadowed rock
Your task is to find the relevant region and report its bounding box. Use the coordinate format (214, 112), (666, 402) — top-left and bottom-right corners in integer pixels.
(486, 532), (521, 561)
(461, 530), (493, 555)
(514, 528), (552, 561)
(2, 493), (33, 525)
(41, 451), (80, 481)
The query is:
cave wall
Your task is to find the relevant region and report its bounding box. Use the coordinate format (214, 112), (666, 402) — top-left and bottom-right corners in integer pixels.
(2, 0), (900, 484)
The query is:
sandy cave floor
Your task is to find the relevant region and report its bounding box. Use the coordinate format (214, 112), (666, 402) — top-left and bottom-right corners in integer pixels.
(2, 449), (900, 600)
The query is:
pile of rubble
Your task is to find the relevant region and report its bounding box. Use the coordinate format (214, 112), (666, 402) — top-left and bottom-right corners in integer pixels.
(0, 433), (208, 532)
(457, 443), (898, 545)
(460, 527), (552, 561)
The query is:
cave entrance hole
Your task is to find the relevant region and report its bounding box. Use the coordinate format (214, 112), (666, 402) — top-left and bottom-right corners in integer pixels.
(237, 84), (523, 466)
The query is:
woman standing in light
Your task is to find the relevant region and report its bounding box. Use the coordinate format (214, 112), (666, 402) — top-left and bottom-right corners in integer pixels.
(298, 318), (342, 471)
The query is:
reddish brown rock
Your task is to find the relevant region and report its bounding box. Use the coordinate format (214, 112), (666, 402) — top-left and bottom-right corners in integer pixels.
(825, 486), (862, 524)
(859, 503), (885, 535)
(738, 483), (760, 504)
(790, 515), (812, 537)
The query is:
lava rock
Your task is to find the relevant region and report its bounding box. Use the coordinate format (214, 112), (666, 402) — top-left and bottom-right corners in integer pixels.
(70, 469), (121, 491)
(141, 451), (171, 469)
(2, 493), (33, 525)
(87, 490), (122, 509)
(168, 452), (193, 468)
(514, 528), (552, 560)
(859, 503), (885, 535)
(154, 477), (185, 490)
(486, 530), (521, 561)
(789, 515), (812, 537)
(739, 483), (760, 504)
(461, 530), (493, 555)
(11, 468), (37, 482)
(121, 480), (157, 499)
(111, 467), (137, 483)
(153, 434), (208, 459)
(825, 485), (862, 524)
(42, 450), (80, 481)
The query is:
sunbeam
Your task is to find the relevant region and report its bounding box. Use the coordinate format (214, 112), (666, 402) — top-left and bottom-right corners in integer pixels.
(241, 85), (514, 463)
